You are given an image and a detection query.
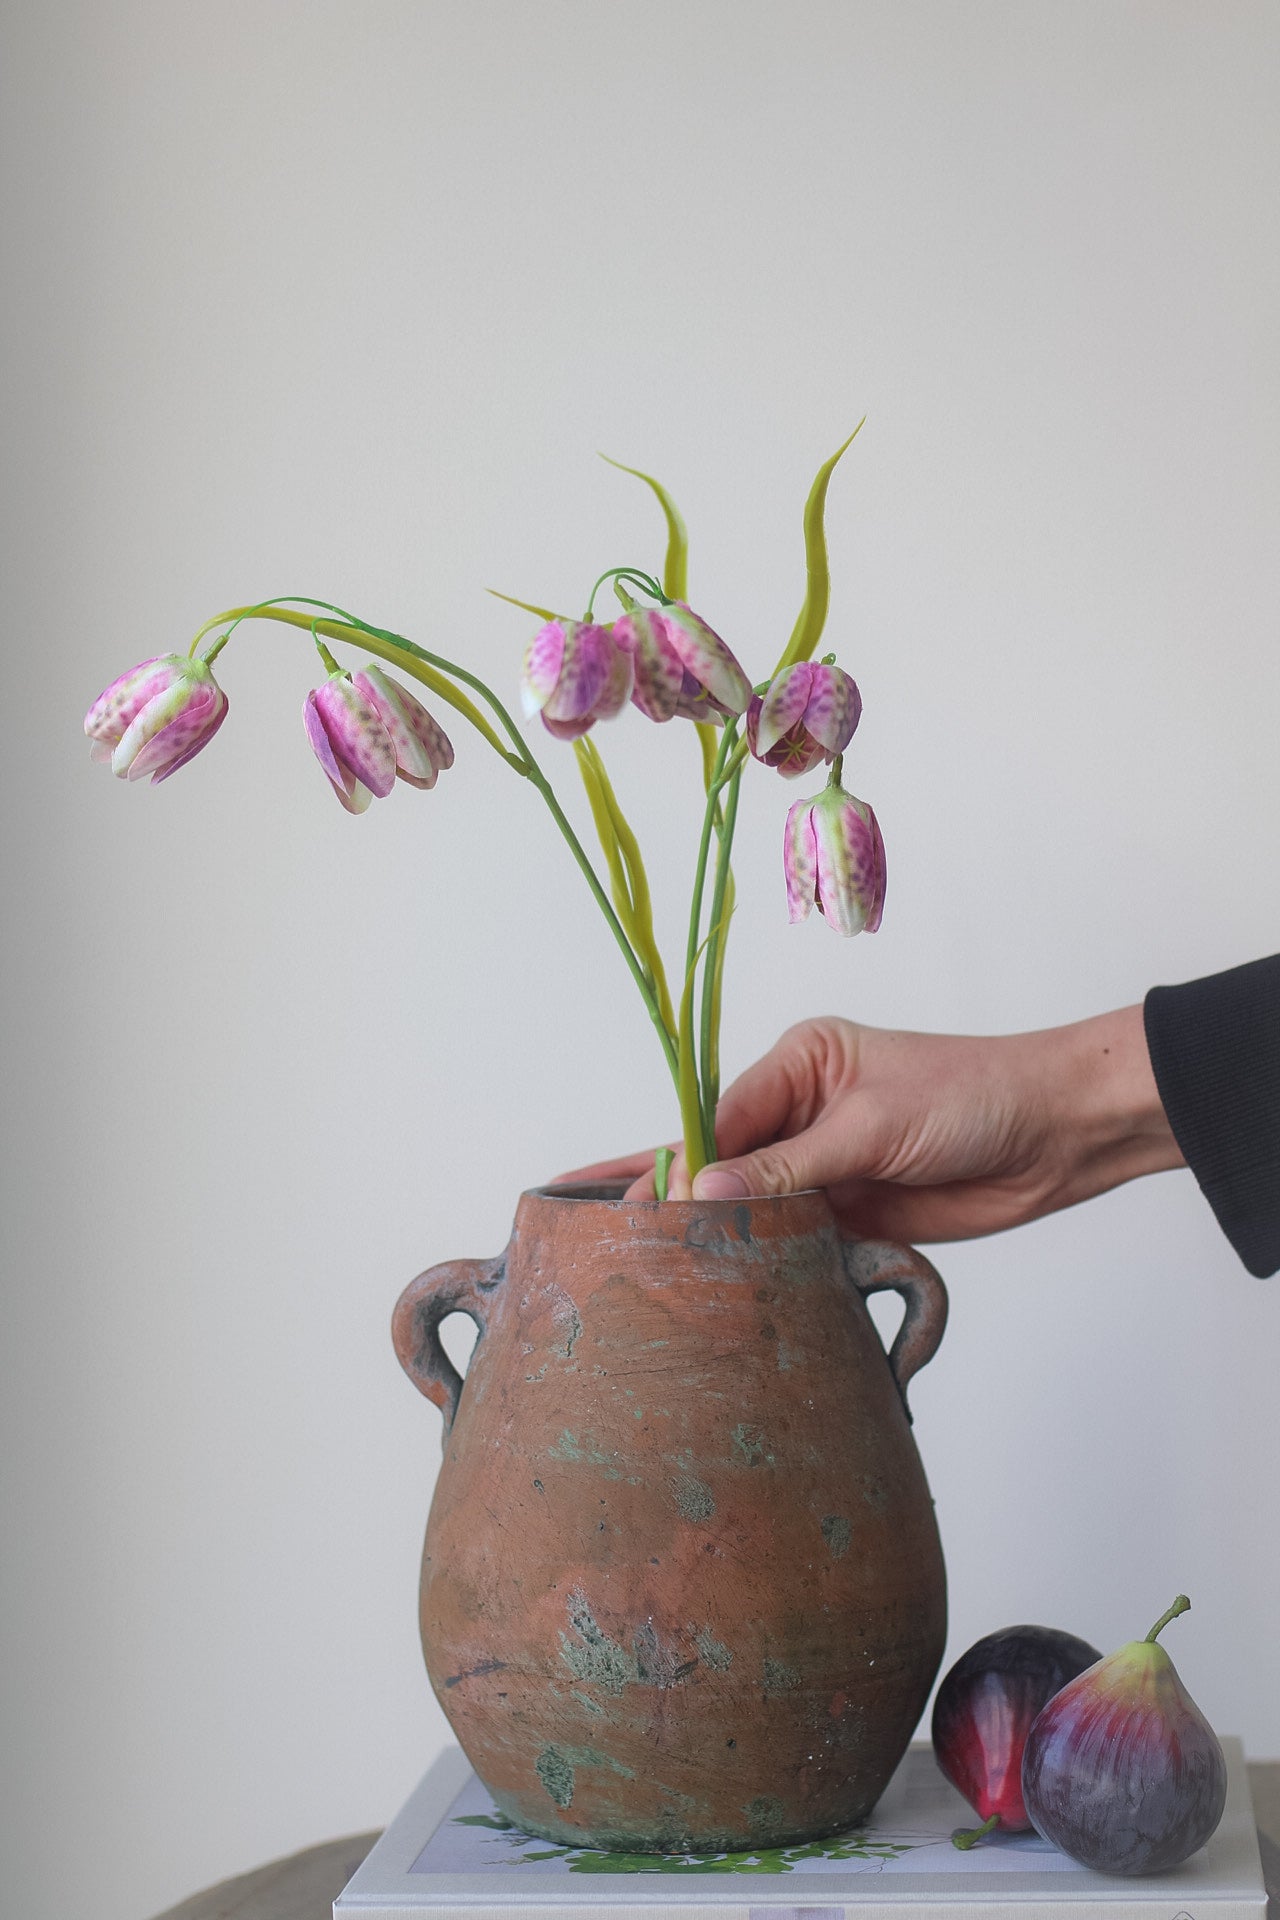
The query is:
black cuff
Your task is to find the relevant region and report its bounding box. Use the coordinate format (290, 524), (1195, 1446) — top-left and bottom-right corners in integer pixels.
(1144, 956), (1280, 1278)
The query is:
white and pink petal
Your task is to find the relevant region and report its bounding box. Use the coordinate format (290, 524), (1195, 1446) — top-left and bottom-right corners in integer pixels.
(754, 663), (815, 757)
(520, 621), (567, 717)
(354, 665), (454, 789)
(783, 797), (819, 924)
(312, 677), (397, 798)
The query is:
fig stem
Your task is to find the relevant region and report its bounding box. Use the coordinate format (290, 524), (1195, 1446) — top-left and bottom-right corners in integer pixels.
(951, 1813), (1001, 1850)
(1145, 1593), (1191, 1643)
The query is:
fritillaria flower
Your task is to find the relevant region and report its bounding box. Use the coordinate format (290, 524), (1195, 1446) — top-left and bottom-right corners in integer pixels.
(612, 603), (752, 725)
(747, 660), (862, 777)
(520, 619), (632, 740)
(784, 778), (886, 936)
(305, 664), (453, 814)
(84, 653), (229, 783)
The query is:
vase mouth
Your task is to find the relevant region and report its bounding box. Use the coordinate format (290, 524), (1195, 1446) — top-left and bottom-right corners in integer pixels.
(528, 1179), (827, 1208)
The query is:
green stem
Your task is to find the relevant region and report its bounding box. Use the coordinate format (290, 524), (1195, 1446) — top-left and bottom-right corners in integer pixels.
(1145, 1595), (1190, 1643)
(653, 1147), (674, 1203)
(584, 567), (665, 618)
(699, 758), (742, 1149)
(685, 724), (738, 984)
(952, 1815), (1000, 1851)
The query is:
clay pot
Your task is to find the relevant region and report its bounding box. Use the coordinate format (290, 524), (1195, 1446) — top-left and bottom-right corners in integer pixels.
(392, 1182), (947, 1853)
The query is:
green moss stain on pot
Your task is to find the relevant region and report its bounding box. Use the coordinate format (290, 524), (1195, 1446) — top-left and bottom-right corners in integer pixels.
(821, 1514), (852, 1559)
(731, 1422), (773, 1466)
(535, 1745), (576, 1808)
(744, 1793), (787, 1835)
(547, 1428), (616, 1466)
(695, 1627), (733, 1670)
(673, 1473), (715, 1520)
(762, 1658), (800, 1695)
(535, 1742), (637, 1810)
(558, 1591), (638, 1695)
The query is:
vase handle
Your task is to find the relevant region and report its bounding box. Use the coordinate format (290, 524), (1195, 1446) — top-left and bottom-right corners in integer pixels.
(842, 1238), (948, 1423)
(392, 1254), (504, 1439)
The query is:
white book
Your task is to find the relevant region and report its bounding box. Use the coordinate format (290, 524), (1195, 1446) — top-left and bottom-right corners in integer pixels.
(335, 1736), (1265, 1919)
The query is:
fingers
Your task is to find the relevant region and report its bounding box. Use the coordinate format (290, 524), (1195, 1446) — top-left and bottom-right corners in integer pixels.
(709, 1055), (796, 1161)
(691, 1113), (862, 1203)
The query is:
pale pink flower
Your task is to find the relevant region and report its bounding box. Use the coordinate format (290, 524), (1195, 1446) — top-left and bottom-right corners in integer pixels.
(305, 665), (453, 814)
(747, 660), (862, 777)
(84, 653), (228, 783)
(520, 619), (632, 740)
(784, 781), (886, 936)
(612, 603), (752, 725)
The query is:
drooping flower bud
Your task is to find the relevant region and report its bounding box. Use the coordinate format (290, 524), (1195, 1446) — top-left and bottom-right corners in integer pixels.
(613, 603), (752, 725)
(84, 653), (228, 784)
(304, 665), (453, 813)
(520, 620), (632, 740)
(784, 780), (885, 936)
(747, 660), (862, 777)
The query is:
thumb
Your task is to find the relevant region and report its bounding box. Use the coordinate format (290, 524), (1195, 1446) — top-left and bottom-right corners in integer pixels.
(691, 1120), (856, 1201)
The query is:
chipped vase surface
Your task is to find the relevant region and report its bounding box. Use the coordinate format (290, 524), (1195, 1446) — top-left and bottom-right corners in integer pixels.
(392, 1183), (948, 1853)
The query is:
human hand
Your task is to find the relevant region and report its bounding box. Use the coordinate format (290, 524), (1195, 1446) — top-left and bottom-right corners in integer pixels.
(560, 1009), (1183, 1242)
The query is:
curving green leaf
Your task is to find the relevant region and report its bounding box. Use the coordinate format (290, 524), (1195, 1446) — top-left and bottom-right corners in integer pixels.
(598, 455), (688, 602)
(774, 420), (865, 674)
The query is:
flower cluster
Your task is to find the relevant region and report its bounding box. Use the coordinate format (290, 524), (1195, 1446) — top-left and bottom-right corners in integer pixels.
(82, 436), (884, 1180)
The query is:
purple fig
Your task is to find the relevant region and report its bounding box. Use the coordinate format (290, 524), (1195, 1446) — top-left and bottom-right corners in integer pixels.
(1021, 1595), (1227, 1876)
(932, 1623), (1102, 1847)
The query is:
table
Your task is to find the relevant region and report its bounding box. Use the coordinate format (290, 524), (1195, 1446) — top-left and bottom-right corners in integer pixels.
(150, 1764), (1280, 1919)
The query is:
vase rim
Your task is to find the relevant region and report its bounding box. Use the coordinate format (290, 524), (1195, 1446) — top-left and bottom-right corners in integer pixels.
(526, 1179), (829, 1208)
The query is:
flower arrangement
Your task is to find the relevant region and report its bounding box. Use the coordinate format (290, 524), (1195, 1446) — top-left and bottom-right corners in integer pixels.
(84, 432), (883, 1192)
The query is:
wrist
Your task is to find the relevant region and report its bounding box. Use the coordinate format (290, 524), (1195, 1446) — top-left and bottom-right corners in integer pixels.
(1053, 1004), (1185, 1196)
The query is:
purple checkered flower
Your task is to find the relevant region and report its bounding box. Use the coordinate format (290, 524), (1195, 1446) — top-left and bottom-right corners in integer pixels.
(746, 660), (862, 777)
(305, 665), (453, 814)
(612, 603), (752, 726)
(84, 653), (228, 784)
(520, 619), (632, 740)
(784, 780), (885, 936)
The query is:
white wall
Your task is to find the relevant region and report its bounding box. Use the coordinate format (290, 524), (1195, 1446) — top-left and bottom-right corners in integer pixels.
(3, 4), (1277, 1916)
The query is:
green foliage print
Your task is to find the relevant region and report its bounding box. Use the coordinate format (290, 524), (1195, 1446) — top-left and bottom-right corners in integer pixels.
(452, 1811), (919, 1874)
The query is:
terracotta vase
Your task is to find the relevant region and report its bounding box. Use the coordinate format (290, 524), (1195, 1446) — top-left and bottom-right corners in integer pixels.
(392, 1181), (948, 1853)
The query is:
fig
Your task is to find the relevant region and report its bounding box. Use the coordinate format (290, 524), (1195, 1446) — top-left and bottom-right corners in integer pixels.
(1021, 1594), (1227, 1876)
(931, 1623), (1102, 1847)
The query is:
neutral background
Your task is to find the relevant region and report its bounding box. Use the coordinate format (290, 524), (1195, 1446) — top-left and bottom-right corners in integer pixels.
(3, 4), (1278, 1916)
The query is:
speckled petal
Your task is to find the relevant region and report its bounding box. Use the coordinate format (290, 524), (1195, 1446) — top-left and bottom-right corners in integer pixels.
(148, 687), (229, 783)
(112, 666), (224, 781)
(864, 801), (887, 933)
(353, 665), (454, 789)
(811, 787), (880, 937)
(541, 622), (612, 727)
(615, 609), (684, 722)
(312, 676), (397, 798)
(664, 604), (752, 717)
(304, 693), (372, 811)
(85, 655), (184, 746)
(754, 663), (815, 757)
(591, 629), (635, 720)
(802, 662), (862, 754)
(783, 796), (819, 923)
(520, 621), (566, 717)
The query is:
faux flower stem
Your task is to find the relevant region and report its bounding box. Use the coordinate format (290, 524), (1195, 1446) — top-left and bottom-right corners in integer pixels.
(699, 757), (742, 1143)
(189, 598), (681, 1087)
(191, 603), (519, 765)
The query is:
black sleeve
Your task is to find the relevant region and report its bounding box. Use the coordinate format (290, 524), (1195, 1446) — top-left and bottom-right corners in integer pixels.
(1143, 955), (1280, 1278)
